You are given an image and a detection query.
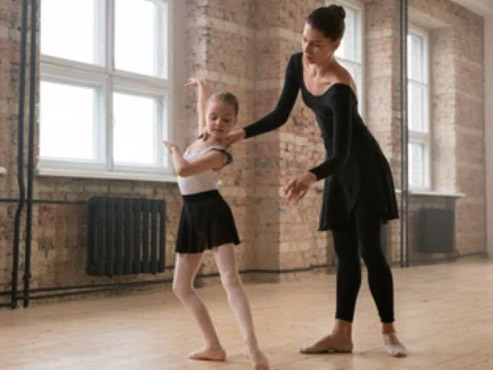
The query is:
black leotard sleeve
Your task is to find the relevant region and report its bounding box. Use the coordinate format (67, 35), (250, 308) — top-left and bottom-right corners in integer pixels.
(308, 86), (353, 180)
(243, 53), (353, 182)
(210, 148), (233, 167)
(243, 54), (300, 138)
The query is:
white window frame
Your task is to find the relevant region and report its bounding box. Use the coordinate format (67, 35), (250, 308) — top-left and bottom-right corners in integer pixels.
(407, 25), (431, 190)
(39, 0), (174, 181)
(327, 0), (365, 117)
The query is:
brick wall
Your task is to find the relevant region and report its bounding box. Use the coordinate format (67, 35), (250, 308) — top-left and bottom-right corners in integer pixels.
(409, 0), (486, 259)
(0, 0), (487, 301)
(365, 0), (402, 261)
(1, 0), (24, 296)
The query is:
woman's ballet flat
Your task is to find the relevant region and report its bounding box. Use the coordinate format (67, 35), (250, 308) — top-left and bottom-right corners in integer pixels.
(300, 336), (353, 354)
(383, 333), (407, 357)
(188, 347), (226, 361)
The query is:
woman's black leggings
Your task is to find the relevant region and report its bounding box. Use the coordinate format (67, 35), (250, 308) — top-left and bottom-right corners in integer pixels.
(331, 204), (395, 323)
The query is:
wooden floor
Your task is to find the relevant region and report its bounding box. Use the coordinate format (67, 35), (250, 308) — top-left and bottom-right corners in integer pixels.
(1, 258), (493, 370)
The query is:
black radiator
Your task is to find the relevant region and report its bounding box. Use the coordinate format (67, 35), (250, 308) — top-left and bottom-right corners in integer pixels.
(416, 208), (455, 253)
(87, 197), (166, 277)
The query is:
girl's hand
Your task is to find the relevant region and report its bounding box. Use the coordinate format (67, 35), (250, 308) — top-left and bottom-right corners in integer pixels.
(224, 129), (246, 148)
(162, 140), (179, 153)
(283, 172), (317, 204)
(185, 78), (205, 89)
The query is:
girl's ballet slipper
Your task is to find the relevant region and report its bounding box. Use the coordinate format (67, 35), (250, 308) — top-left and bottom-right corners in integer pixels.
(300, 335), (353, 354)
(188, 347), (226, 361)
(245, 349), (269, 370)
(251, 358), (269, 370)
(383, 333), (407, 357)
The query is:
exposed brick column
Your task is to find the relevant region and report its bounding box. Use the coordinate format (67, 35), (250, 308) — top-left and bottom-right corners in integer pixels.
(365, 0), (401, 262)
(454, 20), (486, 254)
(0, 0), (24, 292)
(431, 27), (457, 192)
(245, 0), (333, 280)
(486, 14), (493, 258)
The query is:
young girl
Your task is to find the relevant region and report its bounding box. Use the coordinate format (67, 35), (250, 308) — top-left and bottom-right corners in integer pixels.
(163, 78), (269, 370)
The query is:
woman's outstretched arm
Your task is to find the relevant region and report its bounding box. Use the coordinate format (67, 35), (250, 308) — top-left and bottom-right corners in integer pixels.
(227, 54), (300, 145)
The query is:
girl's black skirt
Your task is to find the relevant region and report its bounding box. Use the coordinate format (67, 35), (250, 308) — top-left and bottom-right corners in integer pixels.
(176, 190), (240, 254)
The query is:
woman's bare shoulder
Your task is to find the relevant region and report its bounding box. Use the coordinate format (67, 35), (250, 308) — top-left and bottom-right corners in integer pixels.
(332, 64), (358, 95)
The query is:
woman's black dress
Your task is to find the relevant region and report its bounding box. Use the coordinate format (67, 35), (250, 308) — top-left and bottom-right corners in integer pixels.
(243, 52), (398, 230)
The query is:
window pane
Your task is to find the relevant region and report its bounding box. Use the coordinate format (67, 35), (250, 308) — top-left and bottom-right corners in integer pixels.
(41, 0), (101, 64)
(113, 93), (159, 165)
(115, 0), (166, 77)
(336, 6), (359, 62)
(40, 81), (99, 161)
(407, 33), (424, 82)
(409, 142), (425, 188)
(408, 82), (427, 132)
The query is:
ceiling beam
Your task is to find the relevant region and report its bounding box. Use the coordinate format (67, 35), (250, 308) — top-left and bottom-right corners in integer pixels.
(449, 0), (493, 16)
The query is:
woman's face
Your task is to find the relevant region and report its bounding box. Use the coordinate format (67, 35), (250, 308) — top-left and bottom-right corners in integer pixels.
(301, 23), (339, 64)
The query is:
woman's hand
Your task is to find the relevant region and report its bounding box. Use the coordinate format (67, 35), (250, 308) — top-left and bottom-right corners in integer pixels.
(283, 171), (318, 204)
(224, 129), (246, 148)
(162, 140), (180, 154)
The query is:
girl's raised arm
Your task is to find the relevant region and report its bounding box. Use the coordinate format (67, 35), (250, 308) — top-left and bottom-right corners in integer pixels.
(185, 78), (208, 136)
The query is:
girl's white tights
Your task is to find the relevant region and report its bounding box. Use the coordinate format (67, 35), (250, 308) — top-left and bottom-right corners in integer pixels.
(173, 245), (269, 369)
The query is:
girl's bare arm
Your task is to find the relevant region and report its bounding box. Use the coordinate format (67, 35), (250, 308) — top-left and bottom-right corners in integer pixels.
(185, 78), (208, 135)
(163, 141), (224, 177)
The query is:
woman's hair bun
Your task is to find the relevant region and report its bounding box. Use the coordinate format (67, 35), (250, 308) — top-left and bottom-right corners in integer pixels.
(328, 4), (346, 20)
(307, 5), (346, 40)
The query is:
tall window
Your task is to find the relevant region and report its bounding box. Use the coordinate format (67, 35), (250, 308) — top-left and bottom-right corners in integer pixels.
(407, 27), (430, 189)
(40, 0), (172, 177)
(328, 0), (364, 114)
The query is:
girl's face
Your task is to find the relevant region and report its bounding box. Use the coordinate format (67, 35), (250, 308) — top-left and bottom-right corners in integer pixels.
(301, 23), (340, 65)
(205, 100), (237, 139)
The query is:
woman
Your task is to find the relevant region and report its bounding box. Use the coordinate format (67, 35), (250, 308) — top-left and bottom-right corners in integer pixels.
(227, 5), (406, 357)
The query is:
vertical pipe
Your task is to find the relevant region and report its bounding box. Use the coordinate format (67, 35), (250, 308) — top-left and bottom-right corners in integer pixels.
(124, 200), (132, 274)
(23, 0), (38, 308)
(97, 199), (106, 276)
(11, 0), (30, 309)
(133, 200), (140, 274)
(150, 201), (157, 274)
(400, 0), (409, 267)
(107, 198), (115, 277)
(115, 199), (124, 275)
(87, 198), (96, 274)
(158, 201), (165, 272)
(142, 200), (150, 273)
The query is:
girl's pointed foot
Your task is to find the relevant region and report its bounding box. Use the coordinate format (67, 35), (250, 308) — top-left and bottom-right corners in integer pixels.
(245, 347), (269, 370)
